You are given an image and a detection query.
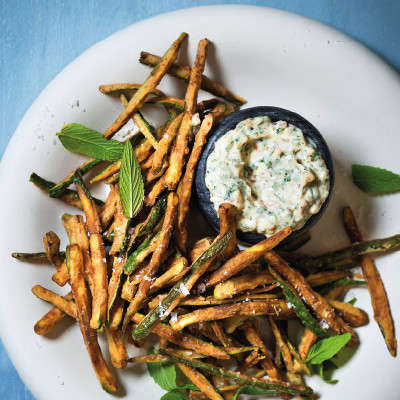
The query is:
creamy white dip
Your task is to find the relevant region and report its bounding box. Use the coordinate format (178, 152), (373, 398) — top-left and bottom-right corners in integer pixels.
(205, 116), (330, 236)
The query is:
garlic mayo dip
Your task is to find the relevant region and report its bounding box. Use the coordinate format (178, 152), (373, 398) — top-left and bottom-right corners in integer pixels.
(205, 116), (330, 236)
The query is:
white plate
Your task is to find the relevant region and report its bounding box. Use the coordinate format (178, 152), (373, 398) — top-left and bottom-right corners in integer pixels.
(0, 5), (399, 400)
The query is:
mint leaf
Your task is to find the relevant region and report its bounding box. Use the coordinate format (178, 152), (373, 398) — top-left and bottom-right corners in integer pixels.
(57, 123), (124, 161)
(232, 386), (278, 399)
(161, 390), (186, 400)
(352, 164), (400, 193)
(306, 333), (351, 364)
(119, 141), (144, 218)
(147, 349), (177, 392)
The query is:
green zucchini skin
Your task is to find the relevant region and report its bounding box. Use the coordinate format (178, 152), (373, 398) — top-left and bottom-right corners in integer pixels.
(12, 251), (66, 261)
(30, 172), (104, 206)
(48, 158), (102, 198)
(138, 193), (168, 237)
(123, 232), (160, 274)
(296, 234), (400, 269)
(132, 231), (232, 340)
(158, 349), (313, 395)
(269, 267), (327, 339)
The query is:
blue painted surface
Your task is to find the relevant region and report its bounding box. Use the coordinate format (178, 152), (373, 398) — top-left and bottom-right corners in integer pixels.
(0, 1), (398, 398)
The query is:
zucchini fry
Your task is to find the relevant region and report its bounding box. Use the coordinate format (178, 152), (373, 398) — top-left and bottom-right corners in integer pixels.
(150, 113), (183, 175)
(30, 172), (104, 212)
(343, 206), (397, 356)
(130, 314), (229, 359)
(43, 231), (64, 269)
(32, 285), (77, 318)
(214, 270), (275, 300)
(49, 158), (102, 198)
(296, 233), (400, 269)
(104, 32), (188, 139)
(269, 318), (294, 373)
(139, 52), (245, 105)
(203, 226), (291, 289)
(164, 38), (210, 190)
(327, 299), (369, 327)
(34, 292), (74, 335)
(159, 349), (313, 396)
(12, 251), (65, 262)
(105, 326), (128, 369)
(240, 319), (280, 379)
(177, 363), (224, 400)
(109, 184), (131, 255)
(170, 299), (295, 331)
(123, 193), (178, 329)
(175, 114), (213, 252)
(144, 175), (167, 206)
(99, 184), (116, 229)
(75, 174), (108, 330)
(67, 244), (118, 393)
(264, 251), (358, 344)
(132, 231), (232, 340)
(218, 203), (237, 260)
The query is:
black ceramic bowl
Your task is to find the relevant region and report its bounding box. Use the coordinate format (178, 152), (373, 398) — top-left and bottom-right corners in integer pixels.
(195, 106), (335, 244)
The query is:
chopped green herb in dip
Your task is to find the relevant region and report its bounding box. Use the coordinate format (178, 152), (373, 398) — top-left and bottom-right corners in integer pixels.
(205, 116), (330, 236)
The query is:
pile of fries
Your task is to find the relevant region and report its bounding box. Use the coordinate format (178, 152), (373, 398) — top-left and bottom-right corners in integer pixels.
(13, 33), (398, 399)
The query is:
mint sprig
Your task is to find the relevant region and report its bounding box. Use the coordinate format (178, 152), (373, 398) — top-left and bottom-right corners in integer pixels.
(57, 123), (124, 161)
(352, 164), (400, 193)
(119, 141), (144, 218)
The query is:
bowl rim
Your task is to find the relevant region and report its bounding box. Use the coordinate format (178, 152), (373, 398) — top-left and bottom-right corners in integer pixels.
(194, 106), (335, 245)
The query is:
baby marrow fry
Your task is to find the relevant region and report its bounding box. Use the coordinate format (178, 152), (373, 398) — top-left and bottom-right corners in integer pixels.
(203, 226), (291, 290)
(327, 299), (369, 327)
(104, 32), (188, 139)
(164, 38), (210, 190)
(269, 318), (294, 373)
(31, 285), (77, 318)
(268, 267), (327, 339)
(123, 193), (178, 329)
(214, 270), (275, 300)
(75, 173), (108, 330)
(264, 251), (358, 344)
(150, 113), (183, 175)
(123, 231), (160, 274)
(132, 231), (232, 340)
(12, 251), (65, 262)
(240, 319), (280, 379)
(177, 363), (224, 400)
(33, 292), (74, 335)
(105, 326), (128, 369)
(170, 299), (295, 331)
(175, 114), (213, 253)
(343, 206), (397, 356)
(43, 231), (64, 269)
(139, 52), (246, 105)
(99, 184), (116, 230)
(158, 349), (313, 396)
(296, 233), (400, 269)
(130, 313), (229, 359)
(67, 244), (118, 393)
(149, 253), (188, 293)
(109, 184), (131, 255)
(218, 203), (237, 260)
(144, 175), (167, 206)
(30, 172), (104, 211)
(49, 158), (102, 198)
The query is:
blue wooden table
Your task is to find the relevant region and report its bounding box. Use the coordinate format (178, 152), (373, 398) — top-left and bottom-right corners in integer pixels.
(0, 1), (399, 398)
